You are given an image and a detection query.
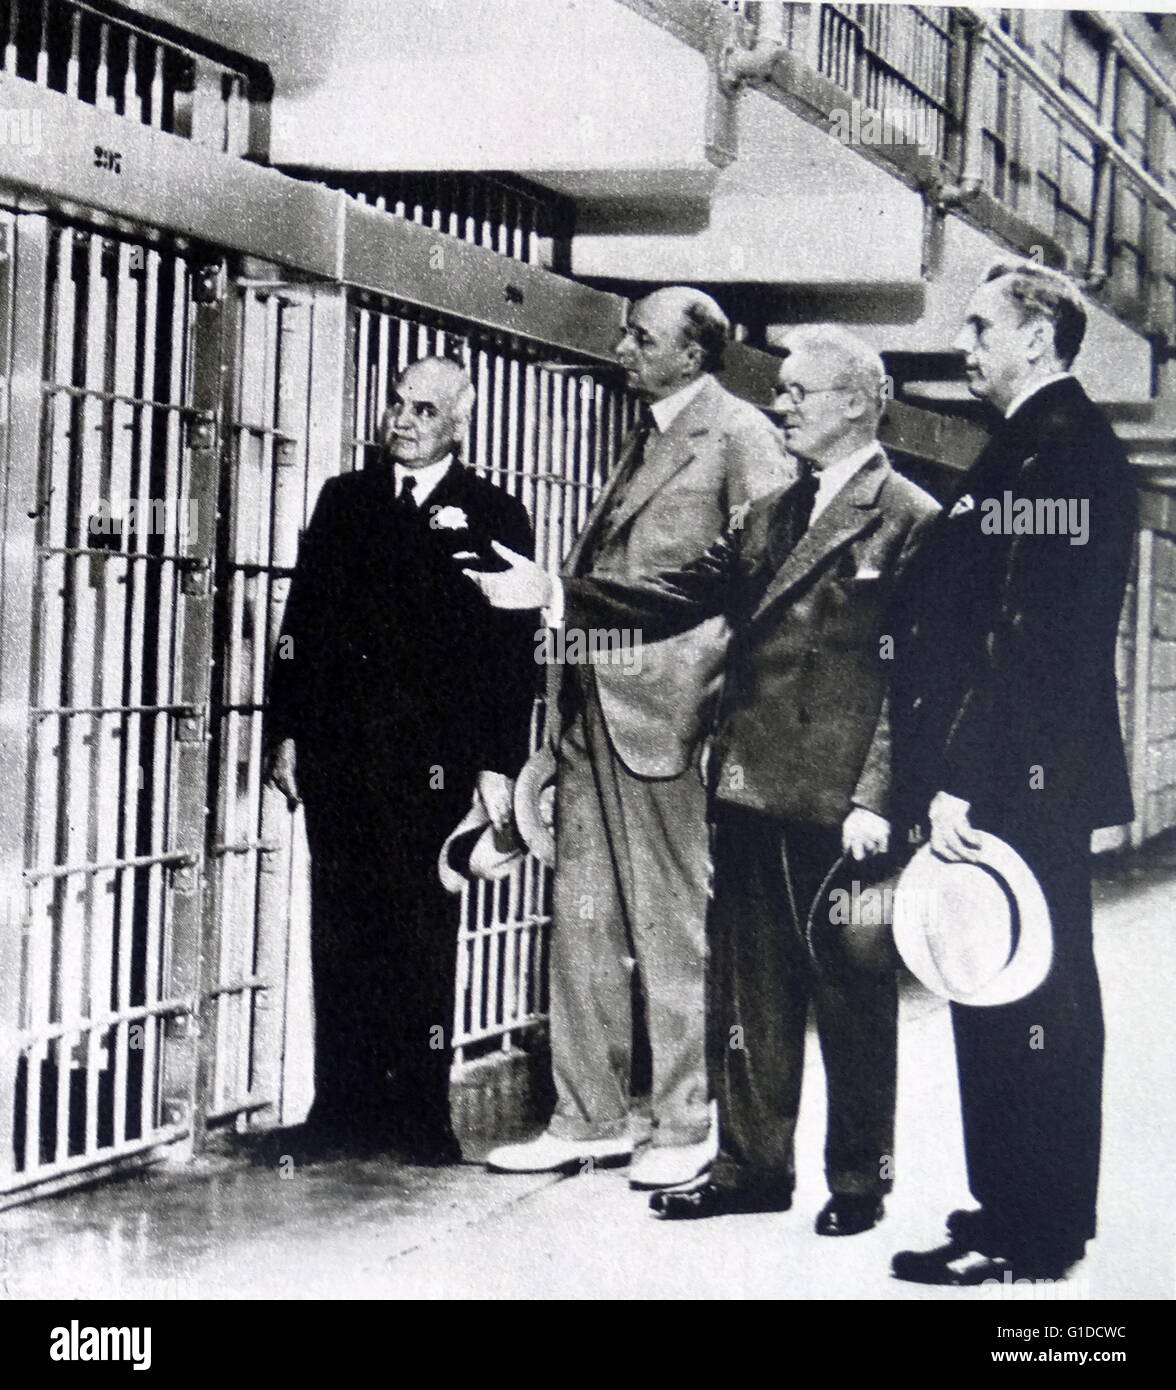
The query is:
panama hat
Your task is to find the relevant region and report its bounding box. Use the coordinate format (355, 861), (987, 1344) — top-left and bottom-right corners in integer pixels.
(438, 790), (526, 894)
(892, 833), (1052, 1006)
(513, 742), (557, 868)
(805, 850), (901, 975)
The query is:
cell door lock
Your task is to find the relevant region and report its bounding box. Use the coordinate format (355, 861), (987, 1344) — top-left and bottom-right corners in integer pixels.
(186, 412), (217, 451)
(192, 258), (225, 305)
(180, 560), (211, 597)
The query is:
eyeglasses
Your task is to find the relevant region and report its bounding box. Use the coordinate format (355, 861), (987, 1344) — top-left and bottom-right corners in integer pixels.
(773, 382), (847, 407)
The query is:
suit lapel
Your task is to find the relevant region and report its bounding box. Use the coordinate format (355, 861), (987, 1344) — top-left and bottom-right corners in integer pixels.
(564, 378), (724, 575)
(953, 377), (1083, 506)
(750, 450), (888, 625)
(416, 458), (468, 514)
(604, 380), (719, 537)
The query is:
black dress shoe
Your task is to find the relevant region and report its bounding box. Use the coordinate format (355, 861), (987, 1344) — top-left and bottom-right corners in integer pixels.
(815, 1194), (885, 1236)
(649, 1181), (793, 1221)
(891, 1241), (1077, 1286)
(943, 1210), (1085, 1270)
(946, 1207), (991, 1247)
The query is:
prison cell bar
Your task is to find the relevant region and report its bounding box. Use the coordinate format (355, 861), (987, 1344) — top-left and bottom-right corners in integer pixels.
(0, 0), (255, 154)
(201, 287), (291, 1126)
(13, 228), (198, 1183)
(0, 90), (643, 1181)
(0, 212), (46, 1182)
(250, 294), (312, 1116)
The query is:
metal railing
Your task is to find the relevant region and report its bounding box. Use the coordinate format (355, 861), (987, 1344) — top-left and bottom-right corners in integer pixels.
(809, 4), (954, 158)
(299, 172), (572, 270)
(0, 0), (265, 155)
(730, 4), (1176, 338)
(962, 12), (1176, 329)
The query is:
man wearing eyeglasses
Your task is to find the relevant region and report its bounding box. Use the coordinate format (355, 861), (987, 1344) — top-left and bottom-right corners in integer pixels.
(472, 325), (938, 1227)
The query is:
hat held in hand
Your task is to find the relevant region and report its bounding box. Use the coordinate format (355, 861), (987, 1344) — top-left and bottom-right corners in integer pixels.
(513, 743), (557, 869)
(805, 851), (901, 976)
(892, 833), (1052, 1006)
(438, 788), (526, 894)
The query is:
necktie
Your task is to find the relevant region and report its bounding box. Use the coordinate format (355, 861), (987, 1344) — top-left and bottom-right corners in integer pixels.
(766, 463), (819, 569)
(597, 407), (656, 530)
(792, 462), (820, 539)
(634, 403), (657, 452)
(396, 474), (417, 513)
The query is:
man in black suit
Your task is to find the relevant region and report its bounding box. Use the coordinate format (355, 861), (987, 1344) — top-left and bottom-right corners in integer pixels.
(890, 262), (1136, 1283)
(264, 355), (536, 1164)
(474, 326), (937, 1227)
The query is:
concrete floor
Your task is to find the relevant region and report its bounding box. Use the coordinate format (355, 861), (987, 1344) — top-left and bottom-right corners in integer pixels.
(1, 842), (1173, 1302)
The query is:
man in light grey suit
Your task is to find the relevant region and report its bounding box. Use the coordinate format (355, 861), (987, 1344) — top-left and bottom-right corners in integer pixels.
(478, 288), (786, 1189)
(478, 325), (939, 1225)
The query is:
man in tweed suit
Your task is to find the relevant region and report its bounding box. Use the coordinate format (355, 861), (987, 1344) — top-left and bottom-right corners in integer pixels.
(479, 288), (785, 1189)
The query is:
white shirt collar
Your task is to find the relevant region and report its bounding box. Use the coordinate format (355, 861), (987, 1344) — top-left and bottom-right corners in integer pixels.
(649, 374), (709, 433)
(810, 440), (882, 522)
(1004, 372), (1072, 420)
(393, 454), (455, 506)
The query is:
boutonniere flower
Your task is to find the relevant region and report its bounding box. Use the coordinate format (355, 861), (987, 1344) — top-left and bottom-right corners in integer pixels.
(949, 494), (975, 519)
(430, 505), (468, 531)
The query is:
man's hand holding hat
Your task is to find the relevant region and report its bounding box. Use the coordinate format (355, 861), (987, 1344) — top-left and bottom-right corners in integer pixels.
(476, 770), (515, 834)
(842, 806), (890, 861)
(928, 789), (984, 862)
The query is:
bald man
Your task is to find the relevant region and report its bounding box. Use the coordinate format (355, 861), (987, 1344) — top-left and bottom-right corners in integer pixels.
(482, 288), (786, 1189)
(264, 356), (536, 1164)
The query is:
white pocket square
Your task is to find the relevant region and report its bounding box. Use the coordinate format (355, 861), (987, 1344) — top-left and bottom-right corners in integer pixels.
(854, 566), (882, 581)
(949, 494), (975, 519)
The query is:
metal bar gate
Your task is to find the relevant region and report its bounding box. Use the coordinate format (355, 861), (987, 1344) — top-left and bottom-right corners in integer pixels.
(0, 201), (633, 1205)
(344, 298), (633, 1064)
(0, 2), (649, 1200)
(0, 217), (216, 1201)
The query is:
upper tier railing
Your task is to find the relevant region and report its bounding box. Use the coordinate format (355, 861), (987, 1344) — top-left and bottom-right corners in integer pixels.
(0, 0), (268, 156)
(721, 3), (1176, 341)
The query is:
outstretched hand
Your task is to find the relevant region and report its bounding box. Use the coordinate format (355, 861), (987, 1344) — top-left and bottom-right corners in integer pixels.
(462, 542), (553, 610)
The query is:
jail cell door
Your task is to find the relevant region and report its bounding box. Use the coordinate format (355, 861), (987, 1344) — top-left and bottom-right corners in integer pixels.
(0, 216), (222, 1200)
(199, 281), (336, 1137)
(346, 295), (630, 1068)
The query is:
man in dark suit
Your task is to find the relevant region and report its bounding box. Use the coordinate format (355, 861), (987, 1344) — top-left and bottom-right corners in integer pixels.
(478, 288), (785, 1190)
(475, 326), (937, 1226)
(890, 262), (1136, 1283)
(263, 355), (536, 1164)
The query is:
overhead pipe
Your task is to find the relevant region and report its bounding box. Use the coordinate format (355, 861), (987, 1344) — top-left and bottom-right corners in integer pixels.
(1085, 36), (1121, 292)
(930, 13), (985, 211)
(717, 0), (789, 96)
